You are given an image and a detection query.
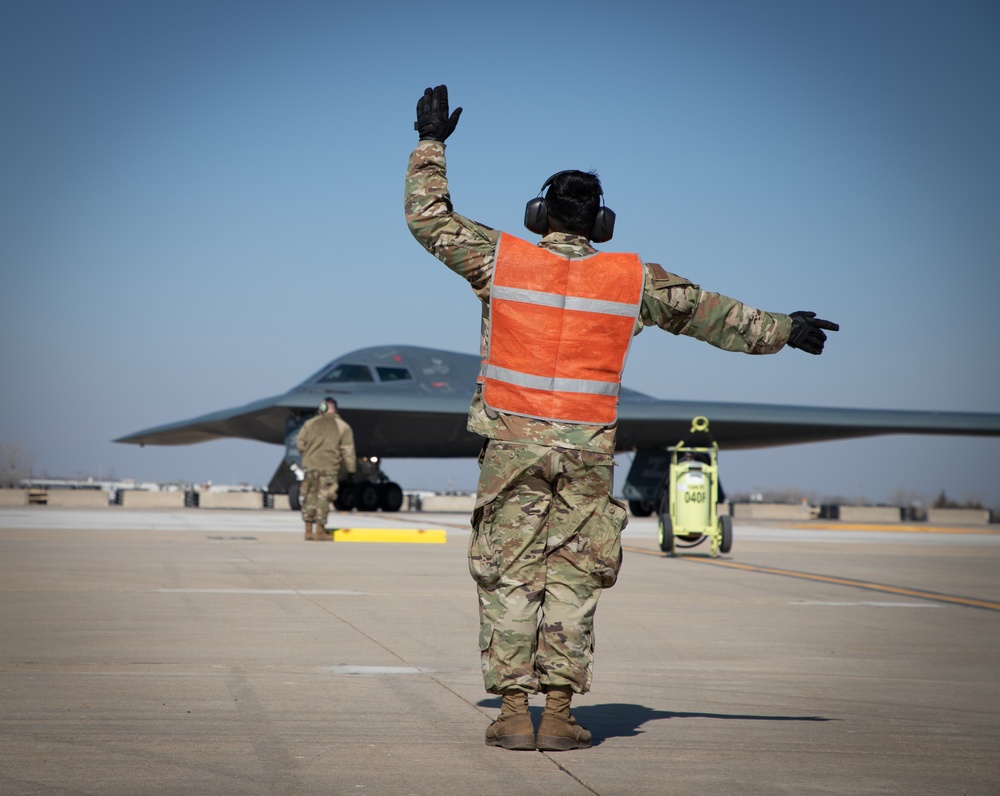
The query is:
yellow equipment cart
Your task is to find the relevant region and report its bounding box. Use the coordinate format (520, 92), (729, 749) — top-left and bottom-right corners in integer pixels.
(657, 416), (733, 557)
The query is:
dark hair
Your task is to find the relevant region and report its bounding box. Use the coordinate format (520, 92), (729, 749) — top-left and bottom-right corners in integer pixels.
(545, 170), (602, 236)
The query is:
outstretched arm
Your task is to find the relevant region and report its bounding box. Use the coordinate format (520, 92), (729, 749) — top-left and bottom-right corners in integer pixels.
(640, 263), (793, 354)
(405, 85), (497, 295)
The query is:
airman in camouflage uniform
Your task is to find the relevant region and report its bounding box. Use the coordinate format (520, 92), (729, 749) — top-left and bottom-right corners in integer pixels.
(405, 85), (837, 750)
(296, 399), (356, 541)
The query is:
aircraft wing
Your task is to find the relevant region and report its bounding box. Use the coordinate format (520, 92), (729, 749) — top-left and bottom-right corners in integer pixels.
(114, 391), (483, 456)
(115, 344), (1000, 457)
(116, 391), (1000, 456)
(614, 399), (1000, 451)
(114, 395), (292, 447)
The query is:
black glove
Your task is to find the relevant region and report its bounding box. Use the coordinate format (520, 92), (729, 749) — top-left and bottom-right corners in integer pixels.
(414, 85), (462, 142)
(787, 311), (839, 355)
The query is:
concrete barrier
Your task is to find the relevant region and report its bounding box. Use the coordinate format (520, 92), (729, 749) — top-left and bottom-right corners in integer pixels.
(120, 490), (186, 508)
(0, 489), (28, 507)
(838, 505), (902, 523)
(197, 492), (264, 510)
(45, 490), (108, 508)
(927, 507), (992, 526)
(732, 503), (813, 521)
(270, 494), (292, 511)
(418, 495), (475, 513)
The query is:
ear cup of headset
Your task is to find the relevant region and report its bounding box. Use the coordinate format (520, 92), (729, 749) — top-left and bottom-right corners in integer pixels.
(590, 206), (616, 243)
(318, 402), (327, 414)
(524, 197), (548, 235)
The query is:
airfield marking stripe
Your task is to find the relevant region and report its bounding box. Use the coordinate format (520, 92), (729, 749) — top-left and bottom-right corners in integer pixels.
(688, 558), (1000, 612)
(777, 523), (996, 535)
(620, 545), (1000, 612)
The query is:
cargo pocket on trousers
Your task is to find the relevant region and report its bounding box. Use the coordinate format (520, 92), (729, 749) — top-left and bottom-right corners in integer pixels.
(468, 498), (501, 588)
(478, 623), (494, 655)
(591, 497), (628, 588)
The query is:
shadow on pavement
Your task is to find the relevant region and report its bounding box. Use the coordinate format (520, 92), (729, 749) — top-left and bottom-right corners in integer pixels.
(479, 698), (833, 745)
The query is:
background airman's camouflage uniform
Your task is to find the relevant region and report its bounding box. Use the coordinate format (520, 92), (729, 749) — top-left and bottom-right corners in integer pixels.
(405, 139), (791, 695)
(296, 412), (357, 529)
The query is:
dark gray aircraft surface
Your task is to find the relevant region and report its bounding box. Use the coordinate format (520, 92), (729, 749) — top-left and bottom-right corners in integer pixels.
(116, 344), (1000, 514)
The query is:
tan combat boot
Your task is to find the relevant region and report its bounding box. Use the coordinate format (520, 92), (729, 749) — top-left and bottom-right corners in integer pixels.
(536, 686), (592, 751)
(484, 692), (535, 751)
(311, 524), (333, 541)
(303, 522), (313, 541)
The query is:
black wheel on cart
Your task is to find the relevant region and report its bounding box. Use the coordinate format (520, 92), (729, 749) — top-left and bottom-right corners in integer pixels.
(719, 515), (733, 554)
(288, 481), (301, 512)
(657, 512), (674, 554)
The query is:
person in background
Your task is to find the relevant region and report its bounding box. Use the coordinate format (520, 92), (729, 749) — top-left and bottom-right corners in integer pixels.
(296, 398), (356, 541)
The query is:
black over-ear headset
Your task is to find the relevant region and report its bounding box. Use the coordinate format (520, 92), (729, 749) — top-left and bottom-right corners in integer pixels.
(523, 170), (616, 243)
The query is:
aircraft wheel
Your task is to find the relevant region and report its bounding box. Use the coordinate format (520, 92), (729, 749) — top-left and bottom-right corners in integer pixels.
(358, 482), (380, 512)
(720, 515), (733, 554)
(336, 484), (357, 511)
(657, 512), (674, 555)
(288, 481), (301, 512)
(629, 500), (655, 518)
(378, 482), (403, 512)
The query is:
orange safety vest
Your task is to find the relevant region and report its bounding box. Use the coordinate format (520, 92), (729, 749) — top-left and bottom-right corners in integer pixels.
(481, 233), (645, 425)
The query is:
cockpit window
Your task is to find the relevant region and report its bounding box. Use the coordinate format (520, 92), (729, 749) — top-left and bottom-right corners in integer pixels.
(376, 366), (413, 382)
(318, 364), (374, 383)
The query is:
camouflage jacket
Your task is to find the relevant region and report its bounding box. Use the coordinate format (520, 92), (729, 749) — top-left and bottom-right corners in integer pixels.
(405, 140), (791, 454)
(296, 413), (357, 474)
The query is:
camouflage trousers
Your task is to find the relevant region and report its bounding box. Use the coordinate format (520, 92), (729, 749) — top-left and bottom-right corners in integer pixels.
(301, 469), (340, 527)
(469, 440), (628, 695)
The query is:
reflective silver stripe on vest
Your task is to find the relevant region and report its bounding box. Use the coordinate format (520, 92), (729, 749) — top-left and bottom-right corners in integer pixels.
(483, 364), (620, 396)
(491, 285), (638, 317)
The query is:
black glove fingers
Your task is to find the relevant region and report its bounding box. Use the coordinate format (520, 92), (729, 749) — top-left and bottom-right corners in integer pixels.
(431, 85), (447, 118)
(418, 86), (432, 116)
(414, 84), (460, 142)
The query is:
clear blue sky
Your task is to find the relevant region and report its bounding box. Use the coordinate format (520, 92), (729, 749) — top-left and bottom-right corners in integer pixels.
(2, 0), (998, 507)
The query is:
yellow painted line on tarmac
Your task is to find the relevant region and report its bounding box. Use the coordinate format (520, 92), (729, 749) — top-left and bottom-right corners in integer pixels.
(780, 523), (996, 535)
(689, 558), (1000, 612)
(325, 527), (447, 544)
(620, 545), (1000, 612)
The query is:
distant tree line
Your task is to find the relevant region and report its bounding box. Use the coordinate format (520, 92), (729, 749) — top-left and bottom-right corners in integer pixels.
(1, 442), (34, 488)
(932, 490), (984, 510)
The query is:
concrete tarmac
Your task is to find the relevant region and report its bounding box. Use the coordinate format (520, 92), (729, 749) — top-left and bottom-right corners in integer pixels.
(1, 507), (998, 796)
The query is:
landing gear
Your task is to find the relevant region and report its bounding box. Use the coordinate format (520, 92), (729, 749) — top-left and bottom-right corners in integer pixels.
(281, 451), (404, 513)
(331, 456), (403, 512)
(629, 499), (656, 518)
(334, 479), (403, 512)
(378, 481), (404, 512)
